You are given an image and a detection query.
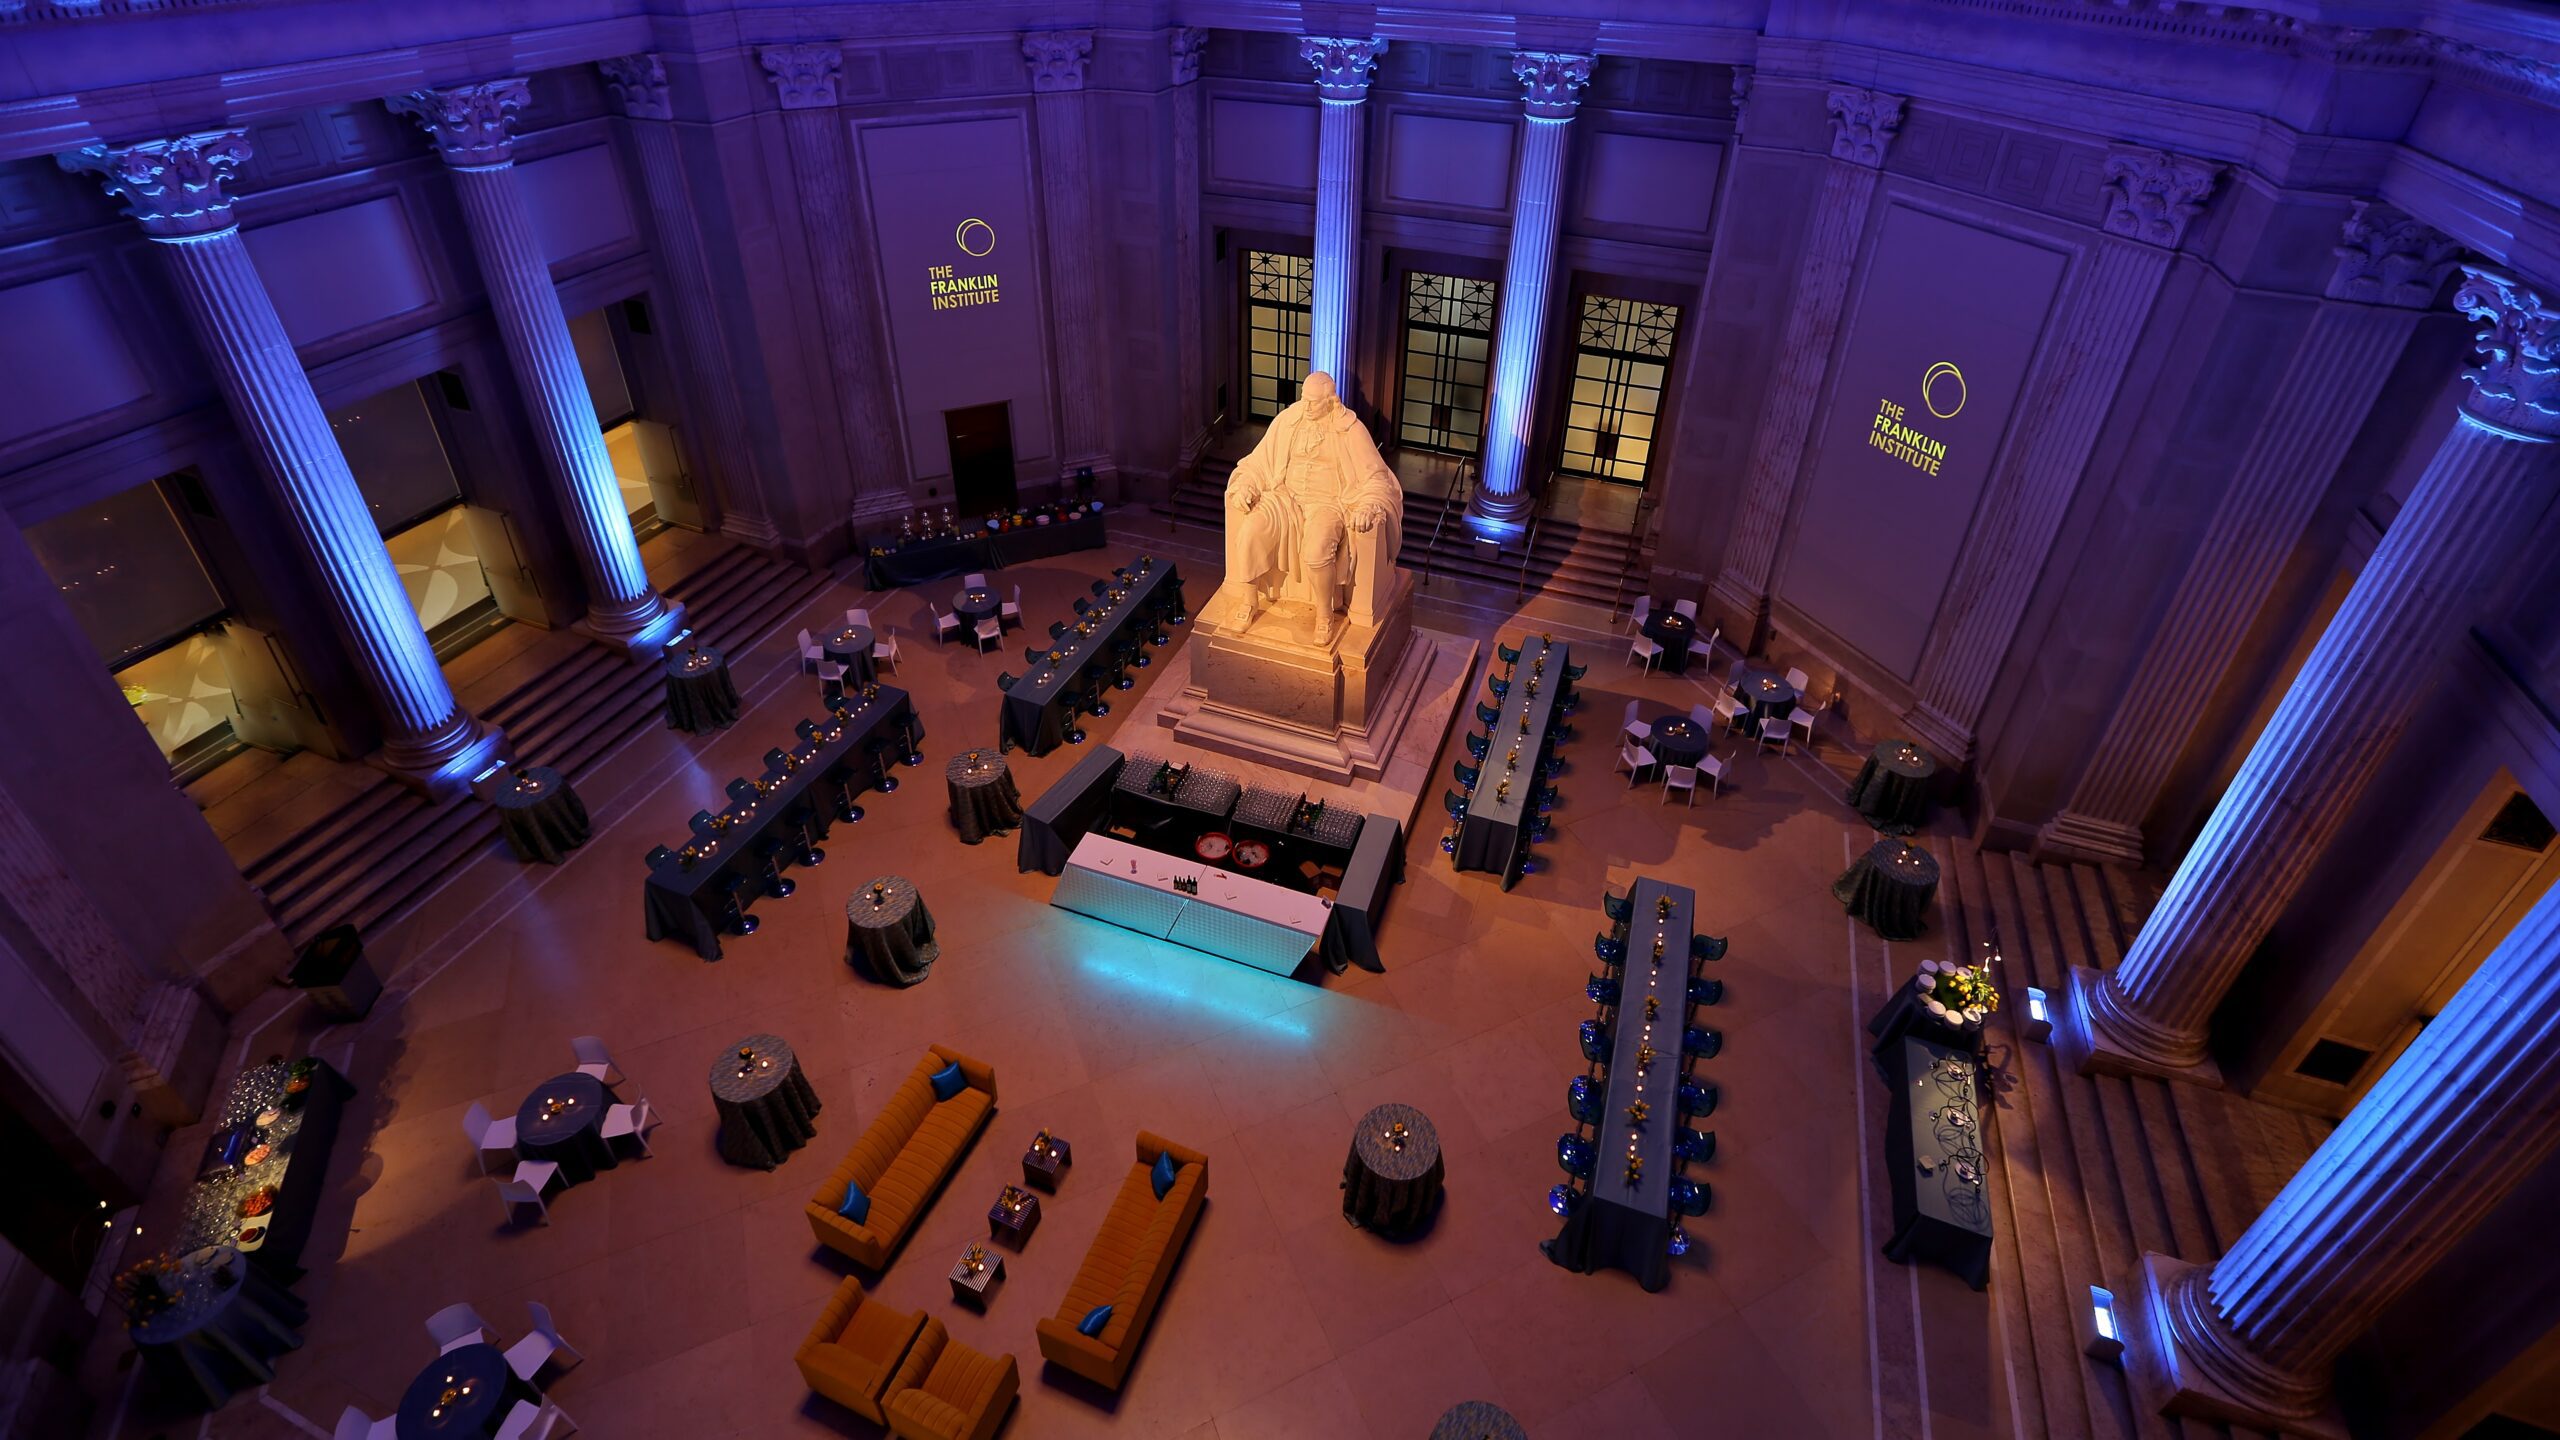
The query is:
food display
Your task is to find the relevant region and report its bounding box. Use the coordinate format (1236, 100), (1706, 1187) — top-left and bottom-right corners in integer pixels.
(238, 1187), (275, 1219)
(1194, 831), (1232, 861)
(242, 1144), (273, 1168)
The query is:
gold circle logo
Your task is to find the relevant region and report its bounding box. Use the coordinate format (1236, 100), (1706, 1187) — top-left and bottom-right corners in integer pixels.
(1922, 362), (1966, 419)
(955, 218), (996, 258)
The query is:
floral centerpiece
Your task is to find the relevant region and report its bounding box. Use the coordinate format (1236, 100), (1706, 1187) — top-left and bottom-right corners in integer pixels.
(1918, 960), (2000, 1027)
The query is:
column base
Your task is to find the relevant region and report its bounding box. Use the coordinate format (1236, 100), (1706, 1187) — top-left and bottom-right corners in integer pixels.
(574, 596), (688, 658)
(2059, 965), (2225, 1088)
(119, 981), (226, 1128)
(723, 511), (784, 550)
(2128, 1253), (2349, 1440)
(374, 710), (509, 803)
(2036, 809), (2146, 866)
(1705, 573), (1771, 655)
(1900, 698), (1978, 772)
(1460, 494), (1530, 545)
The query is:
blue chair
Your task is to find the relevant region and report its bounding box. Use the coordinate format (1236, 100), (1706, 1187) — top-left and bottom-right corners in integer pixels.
(1477, 701), (1502, 727)
(1692, 934), (1728, 962)
(1488, 676), (1510, 700)
(1552, 721), (1577, 742)
(1683, 1027), (1722, 1060)
(1564, 662), (1588, 682)
(1557, 1133), (1596, 1178)
(1601, 891), (1633, 926)
(996, 671), (1017, 693)
(1567, 1075), (1598, 1124)
(1454, 760), (1481, 790)
(1049, 620), (1069, 639)
(1670, 1178), (1711, 1216)
(1680, 1080), (1718, 1118)
(1579, 1019), (1610, 1064)
(1497, 641), (1522, 669)
(1465, 732), (1491, 762)
(1675, 1129), (1716, 1164)
(1527, 816), (1552, 843)
(1586, 973), (1619, 1006)
(1689, 977), (1723, 1007)
(1549, 1183), (1581, 1217)
(1534, 786), (1558, 815)
(1595, 934), (1626, 966)
(1026, 645), (1048, 666)
(1092, 579), (1111, 596)
(1073, 596), (1091, 614)
(1444, 789), (1468, 821)
(1539, 755), (1566, 778)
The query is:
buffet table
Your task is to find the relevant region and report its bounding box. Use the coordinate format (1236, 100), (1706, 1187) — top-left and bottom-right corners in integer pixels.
(861, 508), (1109, 589)
(1018, 745), (1126, 875)
(1879, 1034), (1993, 1290)
(171, 1056), (350, 1281)
(1051, 831), (1329, 975)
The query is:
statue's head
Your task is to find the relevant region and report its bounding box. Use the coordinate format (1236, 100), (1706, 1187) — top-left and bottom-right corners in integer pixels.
(1300, 371), (1339, 416)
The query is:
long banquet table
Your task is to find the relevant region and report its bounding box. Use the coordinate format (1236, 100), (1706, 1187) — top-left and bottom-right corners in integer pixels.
(1000, 558), (1182, 756)
(1018, 744), (1127, 875)
(1880, 1032), (1993, 1289)
(1545, 876), (1690, 1292)
(1454, 636), (1568, 889)
(642, 686), (922, 959)
(1051, 831), (1329, 975)
(860, 507), (1108, 588)
(172, 1056), (351, 1280)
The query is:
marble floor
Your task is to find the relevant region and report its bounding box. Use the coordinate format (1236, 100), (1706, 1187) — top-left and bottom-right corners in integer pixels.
(97, 536), (2016, 1440)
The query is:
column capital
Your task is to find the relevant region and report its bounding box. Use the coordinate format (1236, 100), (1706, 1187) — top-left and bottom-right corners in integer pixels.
(1511, 52), (1594, 120)
(1825, 86), (1904, 167)
(1171, 26), (1207, 86)
(759, 42), (842, 111)
(1023, 30), (1094, 93)
(2101, 144), (2223, 249)
(2454, 263), (2560, 440)
(598, 54), (672, 121)
(2327, 200), (2458, 307)
(387, 80), (530, 170)
(57, 130), (253, 240)
(1302, 36), (1386, 102)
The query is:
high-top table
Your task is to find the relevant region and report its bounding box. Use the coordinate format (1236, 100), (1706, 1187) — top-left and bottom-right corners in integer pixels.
(845, 875), (938, 985)
(663, 644), (742, 734)
(999, 558), (1181, 755)
(1847, 738), (1938, 834)
(491, 766), (590, 865)
(1454, 636), (1567, 889)
(1342, 1103), (1443, 1233)
(1833, 837), (1939, 940)
(945, 748), (1024, 844)
(710, 1033), (822, 1169)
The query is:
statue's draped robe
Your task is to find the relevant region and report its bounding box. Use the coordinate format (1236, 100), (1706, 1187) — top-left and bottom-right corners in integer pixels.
(1223, 401), (1404, 629)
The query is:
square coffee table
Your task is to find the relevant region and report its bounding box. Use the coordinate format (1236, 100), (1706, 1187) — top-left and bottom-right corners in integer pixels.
(988, 1186), (1042, 1248)
(949, 1248), (1005, 1310)
(1023, 1133), (1072, 1192)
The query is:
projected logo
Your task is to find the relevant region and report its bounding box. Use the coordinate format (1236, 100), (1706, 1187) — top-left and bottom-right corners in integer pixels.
(1868, 361), (1962, 477)
(928, 218), (1002, 311)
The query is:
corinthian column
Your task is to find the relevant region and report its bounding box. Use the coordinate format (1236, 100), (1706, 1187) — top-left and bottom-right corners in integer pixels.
(759, 43), (908, 522)
(1170, 27), (1210, 472)
(2068, 263), (2560, 1083)
(1301, 36), (1384, 392)
(1026, 30), (1112, 483)
(59, 133), (503, 798)
(1469, 52), (1593, 536)
(1709, 87), (1902, 647)
(2040, 202), (2459, 864)
(2131, 878), (2560, 1433)
(389, 81), (683, 655)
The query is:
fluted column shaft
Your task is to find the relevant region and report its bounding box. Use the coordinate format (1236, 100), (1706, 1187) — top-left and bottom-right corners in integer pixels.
(1026, 31), (1111, 477)
(1473, 54), (1591, 530)
(1171, 28), (1209, 472)
(2079, 266), (2560, 1079)
(1302, 38), (1382, 393)
(2142, 877), (2560, 1428)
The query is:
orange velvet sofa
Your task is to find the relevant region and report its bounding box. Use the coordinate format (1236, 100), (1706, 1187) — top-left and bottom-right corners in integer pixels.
(806, 1044), (995, 1270)
(1033, 1131), (1206, 1391)
(883, 1316), (1019, 1440)
(794, 1277), (927, 1423)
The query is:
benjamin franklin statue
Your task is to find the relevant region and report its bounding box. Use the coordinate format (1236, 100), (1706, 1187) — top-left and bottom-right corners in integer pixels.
(1219, 372), (1405, 646)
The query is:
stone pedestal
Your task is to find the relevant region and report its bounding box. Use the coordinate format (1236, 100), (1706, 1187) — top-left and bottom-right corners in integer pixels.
(1164, 569), (1438, 781)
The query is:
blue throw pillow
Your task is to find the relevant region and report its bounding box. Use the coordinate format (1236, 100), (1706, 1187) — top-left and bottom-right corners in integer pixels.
(1150, 1150), (1178, 1200)
(929, 1061), (966, 1102)
(835, 1179), (870, 1225)
(1076, 1303), (1112, 1337)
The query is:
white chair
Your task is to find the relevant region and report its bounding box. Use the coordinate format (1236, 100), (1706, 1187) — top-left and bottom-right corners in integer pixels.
(1662, 764), (1699, 806)
(1784, 665), (1810, 692)
(495, 1399), (577, 1440)
(873, 631), (900, 672)
(1712, 689), (1748, 732)
(795, 627), (822, 675)
(1756, 715), (1791, 754)
(1624, 594), (1652, 634)
(1621, 699), (1650, 745)
(1672, 598), (1700, 623)
(568, 1035), (621, 1086)
(973, 616), (1002, 654)
(335, 1406), (396, 1440)
(815, 661), (847, 700)
(930, 604), (960, 645)
(1627, 634), (1663, 674)
(1617, 742), (1656, 785)
(1001, 585), (1022, 628)
(600, 1099), (657, 1158)
(1687, 702), (1715, 733)
(845, 606), (872, 630)
(1700, 753), (1725, 797)
(503, 1299), (584, 1384)
(463, 1102), (517, 1176)
(426, 1301), (493, 1351)
(962, 572), (989, 590)
(497, 1165), (557, 1227)
(1789, 694), (1824, 748)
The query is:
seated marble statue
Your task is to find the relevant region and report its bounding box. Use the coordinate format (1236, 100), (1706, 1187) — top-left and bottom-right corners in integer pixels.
(1220, 371), (1404, 646)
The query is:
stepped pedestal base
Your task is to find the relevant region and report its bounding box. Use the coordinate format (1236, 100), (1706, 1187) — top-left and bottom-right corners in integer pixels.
(2059, 965), (2225, 1089)
(1165, 570), (1438, 783)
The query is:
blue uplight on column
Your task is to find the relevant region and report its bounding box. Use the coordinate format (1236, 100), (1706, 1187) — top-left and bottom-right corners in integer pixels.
(1301, 38), (1384, 394)
(1471, 56), (1593, 538)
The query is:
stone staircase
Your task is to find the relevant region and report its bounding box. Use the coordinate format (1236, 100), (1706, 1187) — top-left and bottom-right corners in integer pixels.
(235, 543), (835, 949)
(1159, 457), (1651, 613)
(1925, 846), (2331, 1440)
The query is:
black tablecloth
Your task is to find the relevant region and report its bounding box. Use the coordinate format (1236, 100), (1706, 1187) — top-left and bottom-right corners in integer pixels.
(1647, 715), (1710, 771)
(1734, 669), (1799, 727)
(490, 767), (590, 865)
(1342, 1103), (1443, 1232)
(1429, 1401), (1529, 1440)
(1848, 739), (1938, 834)
(1880, 1035), (1992, 1290)
(643, 688), (922, 960)
(396, 1340), (542, 1438)
(1832, 838), (1940, 940)
(1019, 745), (1126, 875)
(131, 1247), (307, 1412)
(710, 1033), (822, 1169)
(1642, 607), (1700, 674)
(1867, 969), (1988, 1057)
(1320, 814), (1400, 974)
(818, 624), (878, 690)
(946, 749), (1024, 844)
(1111, 751), (1240, 853)
(173, 1057), (350, 1281)
(862, 509), (1109, 588)
(846, 875), (937, 985)
(515, 1072), (617, 1185)
(663, 647), (742, 734)
(1001, 559), (1181, 756)
(1455, 637), (1567, 889)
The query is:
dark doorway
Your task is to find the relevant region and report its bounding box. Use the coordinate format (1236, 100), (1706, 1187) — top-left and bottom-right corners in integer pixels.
(945, 403), (1017, 516)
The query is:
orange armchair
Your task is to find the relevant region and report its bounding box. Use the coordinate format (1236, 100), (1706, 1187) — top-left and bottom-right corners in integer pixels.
(882, 1316), (1019, 1440)
(1034, 1131), (1207, 1391)
(807, 1044), (996, 1270)
(794, 1277), (926, 1423)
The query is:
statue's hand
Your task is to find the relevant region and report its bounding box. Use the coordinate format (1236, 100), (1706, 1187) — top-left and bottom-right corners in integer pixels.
(1228, 485), (1257, 513)
(1348, 502), (1383, 532)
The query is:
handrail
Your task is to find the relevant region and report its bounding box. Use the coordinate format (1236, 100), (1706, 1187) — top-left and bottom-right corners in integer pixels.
(1609, 489), (1656, 623)
(1514, 480), (1553, 601)
(1417, 456), (1472, 587)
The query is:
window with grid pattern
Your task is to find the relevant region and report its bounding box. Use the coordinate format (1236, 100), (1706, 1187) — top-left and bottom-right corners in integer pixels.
(1243, 251), (1314, 420)
(1397, 272), (1497, 456)
(1557, 296), (1682, 485)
